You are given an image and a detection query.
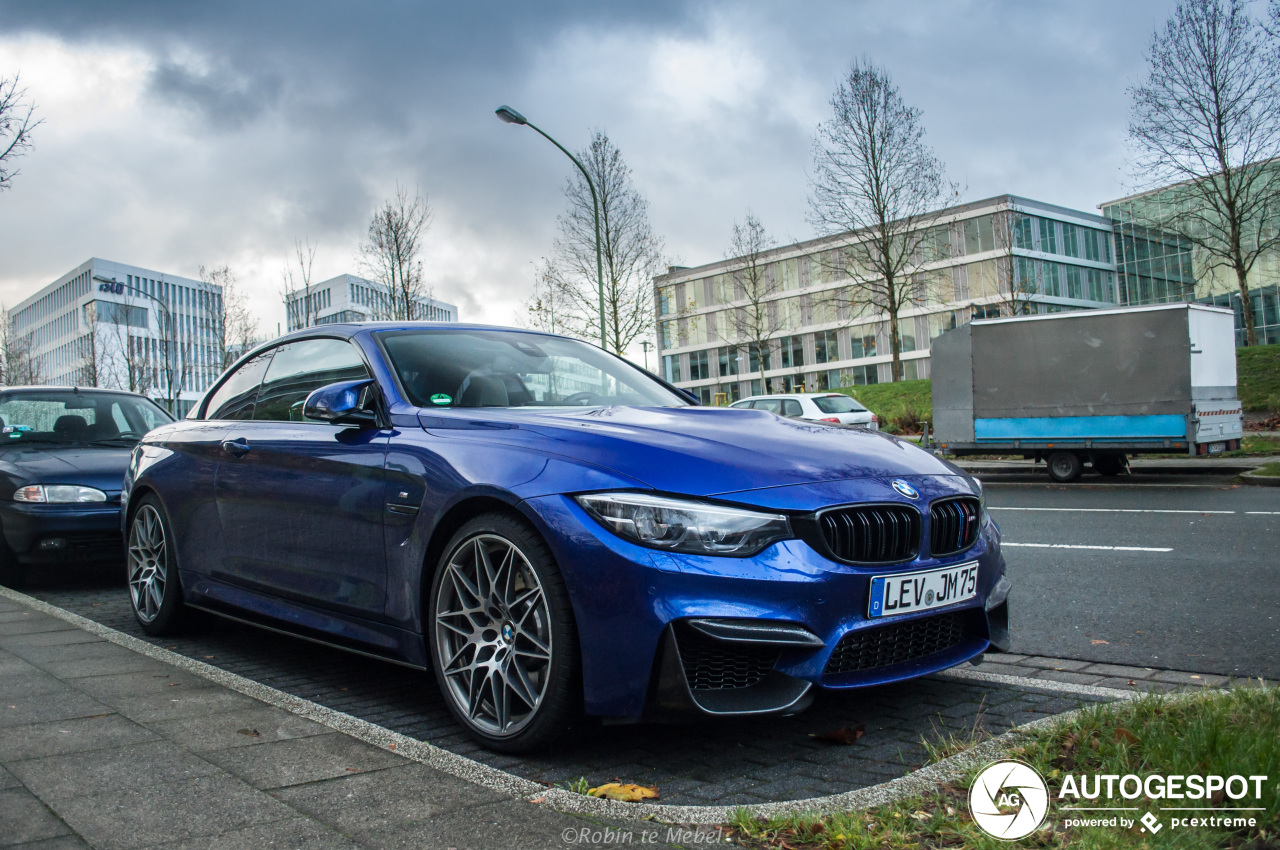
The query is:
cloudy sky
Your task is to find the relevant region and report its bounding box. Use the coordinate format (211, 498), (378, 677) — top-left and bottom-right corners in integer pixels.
(0, 0), (1180, 355)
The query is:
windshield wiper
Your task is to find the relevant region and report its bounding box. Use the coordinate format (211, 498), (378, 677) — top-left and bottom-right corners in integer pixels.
(90, 437), (141, 447)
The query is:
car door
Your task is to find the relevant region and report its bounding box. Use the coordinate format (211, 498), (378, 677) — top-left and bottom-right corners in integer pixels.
(213, 337), (390, 618)
(781, 398), (803, 419)
(161, 349), (275, 577)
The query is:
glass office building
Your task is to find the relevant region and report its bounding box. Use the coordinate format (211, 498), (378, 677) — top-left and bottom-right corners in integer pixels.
(1102, 181), (1280, 345)
(653, 195), (1120, 404)
(9, 258), (223, 416)
(285, 273), (458, 331)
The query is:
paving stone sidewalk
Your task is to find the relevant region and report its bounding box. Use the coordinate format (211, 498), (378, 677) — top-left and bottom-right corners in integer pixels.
(0, 594), (680, 850)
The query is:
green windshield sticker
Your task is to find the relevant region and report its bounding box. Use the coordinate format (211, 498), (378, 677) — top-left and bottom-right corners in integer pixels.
(430, 393), (452, 406)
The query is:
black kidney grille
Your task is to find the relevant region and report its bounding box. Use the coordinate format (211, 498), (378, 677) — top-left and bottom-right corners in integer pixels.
(930, 497), (981, 557)
(824, 612), (967, 676)
(819, 504), (920, 563)
(677, 630), (780, 691)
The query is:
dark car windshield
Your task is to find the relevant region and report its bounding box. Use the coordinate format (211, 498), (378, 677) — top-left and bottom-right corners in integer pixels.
(378, 329), (689, 409)
(0, 390), (174, 446)
(812, 395), (867, 414)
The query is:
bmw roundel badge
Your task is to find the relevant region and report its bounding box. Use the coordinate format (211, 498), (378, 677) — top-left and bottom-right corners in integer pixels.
(892, 479), (920, 499)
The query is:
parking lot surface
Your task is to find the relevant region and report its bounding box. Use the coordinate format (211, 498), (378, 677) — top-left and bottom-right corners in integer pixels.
(28, 580), (1102, 807)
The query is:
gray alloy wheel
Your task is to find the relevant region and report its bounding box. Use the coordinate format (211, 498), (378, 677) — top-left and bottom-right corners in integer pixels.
(128, 504), (168, 623)
(1046, 450), (1083, 483)
(127, 497), (187, 635)
(433, 533), (555, 739)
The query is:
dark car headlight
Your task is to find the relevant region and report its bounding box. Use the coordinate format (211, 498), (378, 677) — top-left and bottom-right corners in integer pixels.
(576, 492), (792, 557)
(13, 485), (108, 504)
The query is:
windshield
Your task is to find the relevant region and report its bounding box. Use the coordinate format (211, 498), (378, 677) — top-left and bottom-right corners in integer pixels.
(378, 329), (689, 409)
(0, 390), (174, 446)
(813, 395), (866, 414)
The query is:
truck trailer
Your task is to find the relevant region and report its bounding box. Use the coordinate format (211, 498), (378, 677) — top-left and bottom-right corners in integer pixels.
(930, 304), (1244, 482)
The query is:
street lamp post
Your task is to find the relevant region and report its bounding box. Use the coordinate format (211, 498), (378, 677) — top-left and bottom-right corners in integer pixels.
(640, 339), (653, 371)
(495, 105), (607, 352)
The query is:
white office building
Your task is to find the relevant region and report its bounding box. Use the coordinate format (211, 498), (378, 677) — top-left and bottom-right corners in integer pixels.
(653, 195), (1121, 403)
(9, 258), (223, 417)
(285, 273), (458, 331)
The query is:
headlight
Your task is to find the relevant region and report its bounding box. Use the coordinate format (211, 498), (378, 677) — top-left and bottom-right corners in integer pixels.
(13, 485), (108, 504)
(575, 492), (792, 557)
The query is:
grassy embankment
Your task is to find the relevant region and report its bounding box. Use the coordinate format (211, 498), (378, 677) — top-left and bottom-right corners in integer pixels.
(728, 686), (1279, 850)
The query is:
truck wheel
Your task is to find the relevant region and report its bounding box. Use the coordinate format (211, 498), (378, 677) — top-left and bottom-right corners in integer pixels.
(1047, 451), (1083, 483)
(1093, 453), (1126, 477)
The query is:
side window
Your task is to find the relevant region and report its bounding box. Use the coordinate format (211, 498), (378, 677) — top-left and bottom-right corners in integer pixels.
(755, 398), (782, 415)
(782, 399), (803, 418)
(253, 339), (370, 422)
(205, 350), (274, 421)
(729, 401), (751, 409)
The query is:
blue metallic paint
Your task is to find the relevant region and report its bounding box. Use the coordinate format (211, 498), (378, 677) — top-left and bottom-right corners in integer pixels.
(123, 323), (1006, 720)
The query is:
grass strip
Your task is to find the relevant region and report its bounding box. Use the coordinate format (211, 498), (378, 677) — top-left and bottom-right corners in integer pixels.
(727, 685), (1278, 849)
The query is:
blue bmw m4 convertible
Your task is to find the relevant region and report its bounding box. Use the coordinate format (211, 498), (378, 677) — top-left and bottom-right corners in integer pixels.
(122, 323), (1010, 751)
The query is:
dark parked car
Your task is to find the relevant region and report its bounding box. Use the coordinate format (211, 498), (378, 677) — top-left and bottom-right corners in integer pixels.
(123, 323), (1009, 752)
(0, 387), (174, 587)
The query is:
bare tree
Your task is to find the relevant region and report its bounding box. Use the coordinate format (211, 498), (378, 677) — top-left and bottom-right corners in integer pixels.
(724, 213), (781, 388)
(991, 210), (1037, 317)
(521, 260), (571, 335)
(75, 303), (119, 388)
(201, 265), (258, 370)
(359, 185), (431, 321)
(0, 306), (43, 386)
(1128, 0), (1280, 346)
(0, 73), (43, 193)
(808, 59), (958, 381)
(548, 132), (665, 354)
(102, 302), (152, 395)
(280, 239), (319, 330)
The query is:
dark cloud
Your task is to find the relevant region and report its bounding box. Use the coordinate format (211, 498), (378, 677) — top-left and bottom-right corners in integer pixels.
(0, 0), (1183, 343)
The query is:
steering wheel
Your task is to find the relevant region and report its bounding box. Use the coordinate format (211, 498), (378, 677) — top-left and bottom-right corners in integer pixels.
(562, 392), (603, 406)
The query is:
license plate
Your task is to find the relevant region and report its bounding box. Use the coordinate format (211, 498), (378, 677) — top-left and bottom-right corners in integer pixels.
(868, 562), (978, 619)
(1208, 442), (1226, 454)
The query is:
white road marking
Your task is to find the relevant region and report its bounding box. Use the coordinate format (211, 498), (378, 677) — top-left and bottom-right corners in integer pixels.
(1003, 542), (1173, 552)
(1246, 511), (1280, 515)
(991, 507), (1234, 514)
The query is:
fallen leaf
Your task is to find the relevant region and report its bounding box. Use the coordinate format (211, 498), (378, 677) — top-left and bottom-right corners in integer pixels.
(909, 810), (930, 822)
(236, 728), (261, 738)
(529, 794), (546, 804)
(809, 724), (866, 745)
(1128, 680), (1136, 686)
(1091, 639), (1110, 645)
(587, 783), (659, 802)
(344, 767), (360, 773)
(1113, 728), (1138, 745)
(387, 743), (396, 751)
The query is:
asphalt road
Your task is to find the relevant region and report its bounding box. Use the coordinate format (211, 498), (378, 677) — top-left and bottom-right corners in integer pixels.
(989, 479), (1280, 679)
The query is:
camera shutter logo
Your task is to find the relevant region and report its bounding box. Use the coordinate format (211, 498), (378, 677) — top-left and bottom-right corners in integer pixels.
(969, 760), (1049, 840)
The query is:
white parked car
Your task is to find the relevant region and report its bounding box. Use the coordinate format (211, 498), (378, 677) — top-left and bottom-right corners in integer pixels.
(729, 393), (878, 429)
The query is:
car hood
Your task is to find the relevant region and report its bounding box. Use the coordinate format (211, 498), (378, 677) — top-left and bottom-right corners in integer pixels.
(0, 444), (132, 497)
(418, 405), (963, 497)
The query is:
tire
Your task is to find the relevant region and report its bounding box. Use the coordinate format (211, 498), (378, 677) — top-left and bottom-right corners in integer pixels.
(1046, 451), (1083, 483)
(1092, 453), (1126, 477)
(428, 512), (580, 753)
(126, 495), (189, 635)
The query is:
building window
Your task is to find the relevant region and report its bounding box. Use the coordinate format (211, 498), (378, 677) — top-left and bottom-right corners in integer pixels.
(833, 365), (878, 387)
(899, 330), (918, 353)
(1013, 215), (1035, 250)
(689, 349), (710, 381)
(813, 329), (838, 364)
(714, 383), (740, 404)
(748, 342), (771, 373)
(1062, 223), (1080, 258)
(901, 359), (920, 380)
(849, 324), (877, 359)
(777, 335), (804, 369)
(662, 355), (680, 384)
(1038, 217), (1058, 254)
(717, 346), (739, 377)
(750, 379), (762, 396)
(963, 216), (995, 254)
(776, 259), (799, 291)
(658, 286), (675, 316)
(1065, 266), (1083, 299)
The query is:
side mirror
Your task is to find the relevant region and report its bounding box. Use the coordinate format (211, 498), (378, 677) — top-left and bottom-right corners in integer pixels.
(304, 379), (379, 426)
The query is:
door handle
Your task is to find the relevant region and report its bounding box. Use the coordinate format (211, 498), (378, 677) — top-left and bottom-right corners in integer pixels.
(221, 438), (251, 457)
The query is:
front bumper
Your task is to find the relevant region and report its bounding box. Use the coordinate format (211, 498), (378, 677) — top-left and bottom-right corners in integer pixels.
(0, 501), (124, 565)
(521, 491), (1009, 719)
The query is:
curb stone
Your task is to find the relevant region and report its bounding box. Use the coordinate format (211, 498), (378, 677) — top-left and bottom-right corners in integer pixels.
(1239, 468), (1280, 486)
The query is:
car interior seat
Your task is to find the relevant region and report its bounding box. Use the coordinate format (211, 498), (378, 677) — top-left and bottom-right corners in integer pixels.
(458, 375), (509, 407)
(53, 414), (89, 441)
